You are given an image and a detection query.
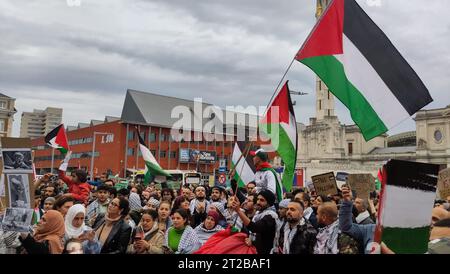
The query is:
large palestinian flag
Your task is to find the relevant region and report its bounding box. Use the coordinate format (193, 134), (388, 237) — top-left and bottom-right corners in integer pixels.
(232, 142), (256, 187)
(137, 129), (171, 184)
(377, 160), (439, 254)
(259, 81), (297, 192)
(45, 124), (69, 154)
(296, 0), (433, 141)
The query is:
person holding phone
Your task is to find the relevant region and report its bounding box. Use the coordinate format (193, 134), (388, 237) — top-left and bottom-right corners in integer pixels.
(127, 210), (164, 254)
(64, 204), (101, 254)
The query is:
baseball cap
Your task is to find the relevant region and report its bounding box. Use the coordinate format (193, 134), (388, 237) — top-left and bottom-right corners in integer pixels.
(250, 148), (268, 161)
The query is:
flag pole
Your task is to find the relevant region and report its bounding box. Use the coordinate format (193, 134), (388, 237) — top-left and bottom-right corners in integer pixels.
(266, 59), (296, 114)
(228, 141), (252, 178)
(233, 141), (253, 198)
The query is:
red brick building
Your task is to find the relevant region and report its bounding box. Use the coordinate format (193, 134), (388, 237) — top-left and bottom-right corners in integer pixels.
(32, 90), (267, 178)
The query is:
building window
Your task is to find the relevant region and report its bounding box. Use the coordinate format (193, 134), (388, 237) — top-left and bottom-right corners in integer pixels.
(319, 100), (322, 110)
(150, 150), (156, 156)
(0, 120), (5, 132)
(127, 131), (135, 140)
(0, 101), (6, 109)
(138, 149), (142, 156)
(127, 148), (134, 156)
(328, 91), (331, 100)
(139, 131), (146, 141)
(149, 132), (156, 142)
(160, 150), (166, 158)
(348, 143), (353, 155)
(159, 133), (166, 142)
(328, 110), (330, 116)
(434, 130), (443, 143)
(170, 151), (177, 158)
(319, 81), (321, 90)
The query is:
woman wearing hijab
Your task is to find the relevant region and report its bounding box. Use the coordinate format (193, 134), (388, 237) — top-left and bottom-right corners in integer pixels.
(92, 197), (132, 254)
(194, 210), (224, 245)
(207, 202), (228, 229)
(19, 210), (65, 254)
(127, 209), (164, 254)
(64, 204), (101, 254)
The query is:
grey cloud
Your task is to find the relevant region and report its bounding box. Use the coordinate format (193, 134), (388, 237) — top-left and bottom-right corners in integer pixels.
(0, 0), (448, 137)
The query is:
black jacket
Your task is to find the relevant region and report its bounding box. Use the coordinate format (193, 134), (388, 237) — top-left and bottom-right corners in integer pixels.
(276, 218), (317, 254)
(20, 234), (51, 254)
(191, 209), (207, 228)
(246, 214), (277, 254)
(93, 214), (132, 254)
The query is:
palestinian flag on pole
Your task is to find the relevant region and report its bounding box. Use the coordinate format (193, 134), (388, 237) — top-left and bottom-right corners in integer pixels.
(377, 160), (439, 254)
(295, 0), (433, 141)
(231, 142), (256, 188)
(137, 129), (171, 185)
(45, 124), (69, 154)
(259, 81), (298, 193)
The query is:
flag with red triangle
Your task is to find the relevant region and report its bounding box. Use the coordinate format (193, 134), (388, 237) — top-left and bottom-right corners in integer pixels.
(259, 81), (298, 193)
(45, 124), (69, 154)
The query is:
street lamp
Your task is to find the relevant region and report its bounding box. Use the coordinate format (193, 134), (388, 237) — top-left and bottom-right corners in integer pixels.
(90, 131), (112, 180)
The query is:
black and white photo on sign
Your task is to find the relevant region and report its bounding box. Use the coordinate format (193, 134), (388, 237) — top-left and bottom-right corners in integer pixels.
(0, 174), (5, 197)
(1, 148), (33, 173)
(1, 207), (34, 233)
(7, 174), (30, 208)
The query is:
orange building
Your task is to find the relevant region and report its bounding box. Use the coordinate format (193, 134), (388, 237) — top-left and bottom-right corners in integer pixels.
(32, 90), (267, 179)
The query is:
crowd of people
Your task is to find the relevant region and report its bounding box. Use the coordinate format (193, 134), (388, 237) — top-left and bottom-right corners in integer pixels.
(0, 149), (449, 254)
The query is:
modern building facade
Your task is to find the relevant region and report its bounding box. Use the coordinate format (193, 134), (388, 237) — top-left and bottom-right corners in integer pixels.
(20, 107), (62, 138)
(32, 90), (267, 179)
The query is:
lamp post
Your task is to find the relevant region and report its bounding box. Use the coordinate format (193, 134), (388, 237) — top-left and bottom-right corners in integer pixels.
(90, 132), (111, 180)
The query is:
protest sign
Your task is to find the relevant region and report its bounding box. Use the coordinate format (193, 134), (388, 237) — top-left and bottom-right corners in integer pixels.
(348, 174), (375, 200)
(311, 172), (338, 196)
(1, 207), (34, 232)
(437, 168), (450, 200)
(1, 138), (34, 211)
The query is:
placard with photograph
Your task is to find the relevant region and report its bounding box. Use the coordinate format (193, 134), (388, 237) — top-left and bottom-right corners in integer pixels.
(7, 174), (31, 208)
(2, 148), (33, 173)
(1, 207), (34, 233)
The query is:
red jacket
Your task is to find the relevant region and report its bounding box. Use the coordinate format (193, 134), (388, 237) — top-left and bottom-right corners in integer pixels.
(58, 170), (90, 204)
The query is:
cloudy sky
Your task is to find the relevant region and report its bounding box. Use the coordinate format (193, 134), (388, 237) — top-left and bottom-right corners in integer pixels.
(1, 0), (448, 137)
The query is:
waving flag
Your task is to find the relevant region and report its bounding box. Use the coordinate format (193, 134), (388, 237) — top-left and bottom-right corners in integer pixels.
(259, 81), (297, 192)
(296, 0), (432, 141)
(231, 142), (256, 187)
(377, 160), (439, 254)
(45, 124), (69, 154)
(137, 129), (171, 184)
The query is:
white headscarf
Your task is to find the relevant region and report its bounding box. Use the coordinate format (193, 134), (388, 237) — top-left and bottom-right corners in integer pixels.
(64, 204), (86, 239)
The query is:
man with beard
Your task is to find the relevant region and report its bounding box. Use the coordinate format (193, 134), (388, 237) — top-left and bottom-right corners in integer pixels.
(272, 200), (317, 254)
(243, 194), (257, 220)
(189, 186), (210, 227)
(277, 199), (291, 227)
(210, 186), (226, 206)
(231, 189), (278, 254)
